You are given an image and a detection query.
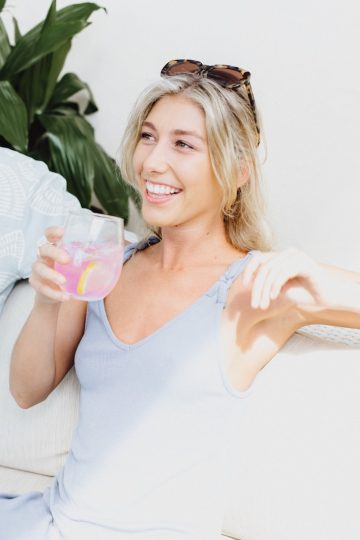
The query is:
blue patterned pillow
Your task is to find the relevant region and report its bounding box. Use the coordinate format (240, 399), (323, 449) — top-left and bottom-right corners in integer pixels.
(0, 148), (81, 314)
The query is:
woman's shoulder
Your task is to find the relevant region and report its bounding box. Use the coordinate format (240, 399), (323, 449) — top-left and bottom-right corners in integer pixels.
(123, 235), (160, 261)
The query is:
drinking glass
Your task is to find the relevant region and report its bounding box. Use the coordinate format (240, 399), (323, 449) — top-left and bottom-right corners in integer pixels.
(54, 210), (124, 301)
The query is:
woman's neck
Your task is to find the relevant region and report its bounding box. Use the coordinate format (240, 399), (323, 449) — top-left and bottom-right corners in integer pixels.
(152, 222), (242, 271)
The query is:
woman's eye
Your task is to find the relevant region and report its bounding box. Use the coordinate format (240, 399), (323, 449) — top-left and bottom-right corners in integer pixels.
(140, 132), (154, 141)
(175, 140), (193, 150)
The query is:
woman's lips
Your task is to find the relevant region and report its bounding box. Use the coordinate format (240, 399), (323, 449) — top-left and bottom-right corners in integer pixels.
(144, 180), (182, 205)
(144, 188), (181, 205)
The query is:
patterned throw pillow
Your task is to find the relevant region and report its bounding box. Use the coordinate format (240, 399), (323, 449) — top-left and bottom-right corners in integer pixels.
(0, 148), (81, 314)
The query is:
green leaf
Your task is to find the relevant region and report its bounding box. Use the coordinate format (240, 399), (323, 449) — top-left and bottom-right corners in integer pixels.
(50, 102), (80, 116)
(16, 39), (71, 122)
(0, 19), (11, 70)
(38, 113), (96, 206)
(93, 144), (129, 221)
(13, 17), (22, 43)
(41, 40), (71, 113)
(41, 0), (57, 30)
(50, 72), (98, 114)
(0, 0), (6, 14)
(0, 3), (103, 79)
(41, 0), (56, 26)
(0, 80), (28, 151)
(127, 183), (142, 211)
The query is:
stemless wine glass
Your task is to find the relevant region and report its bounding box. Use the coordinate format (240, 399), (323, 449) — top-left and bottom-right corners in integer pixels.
(54, 210), (124, 301)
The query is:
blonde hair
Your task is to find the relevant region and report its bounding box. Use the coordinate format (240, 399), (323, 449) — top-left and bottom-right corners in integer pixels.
(119, 74), (273, 252)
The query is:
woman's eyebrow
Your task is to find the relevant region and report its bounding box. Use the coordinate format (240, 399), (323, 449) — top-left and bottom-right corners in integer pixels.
(173, 129), (205, 142)
(142, 122), (204, 142)
(142, 121), (156, 130)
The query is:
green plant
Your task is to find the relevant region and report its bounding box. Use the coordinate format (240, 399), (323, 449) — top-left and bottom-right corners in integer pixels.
(0, 0), (134, 221)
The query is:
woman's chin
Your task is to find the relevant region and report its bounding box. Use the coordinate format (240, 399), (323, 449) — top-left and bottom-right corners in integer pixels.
(141, 207), (177, 229)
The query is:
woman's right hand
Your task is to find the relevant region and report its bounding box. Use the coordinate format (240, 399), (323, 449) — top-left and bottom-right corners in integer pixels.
(30, 226), (71, 305)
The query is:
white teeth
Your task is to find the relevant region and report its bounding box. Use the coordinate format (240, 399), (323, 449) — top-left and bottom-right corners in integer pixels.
(145, 181), (180, 195)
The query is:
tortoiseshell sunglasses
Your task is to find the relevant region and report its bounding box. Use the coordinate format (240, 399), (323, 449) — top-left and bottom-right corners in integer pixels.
(161, 59), (260, 146)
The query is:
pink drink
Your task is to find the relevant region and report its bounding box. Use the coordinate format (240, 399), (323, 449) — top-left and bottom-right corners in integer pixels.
(55, 241), (124, 301)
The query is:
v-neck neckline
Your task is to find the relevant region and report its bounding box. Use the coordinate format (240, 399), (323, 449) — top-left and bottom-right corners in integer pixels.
(99, 237), (254, 351)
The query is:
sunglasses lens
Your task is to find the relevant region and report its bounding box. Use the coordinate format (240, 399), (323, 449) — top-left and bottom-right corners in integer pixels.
(164, 60), (201, 76)
(208, 67), (249, 86)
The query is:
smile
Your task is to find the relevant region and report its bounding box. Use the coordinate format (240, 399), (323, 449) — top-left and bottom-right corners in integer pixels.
(145, 180), (181, 195)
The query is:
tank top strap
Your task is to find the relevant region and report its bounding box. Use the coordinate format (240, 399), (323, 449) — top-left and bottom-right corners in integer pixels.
(214, 249), (257, 306)
(123, 235), (161, 263)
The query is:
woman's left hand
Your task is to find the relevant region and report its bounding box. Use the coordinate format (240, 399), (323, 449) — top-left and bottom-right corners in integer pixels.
(242, 247), (344, 311)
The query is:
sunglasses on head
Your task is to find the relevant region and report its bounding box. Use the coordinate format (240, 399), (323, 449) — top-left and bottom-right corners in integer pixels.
(161, 59), (260, 146)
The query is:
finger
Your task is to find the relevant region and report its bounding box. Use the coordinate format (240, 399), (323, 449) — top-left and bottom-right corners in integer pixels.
(251, 262), (275, 308)
(242, 253), (269, 287)
(30, 278), (70, 302)
(250, 251), (293, 308)
(270, 271), (291, 300)
(32, 260), (67, 287)
(260, 265), (294, 308)
(38, 243), (70, 264)
(259, 269), (278, 309)
(268, 251), (307, 300)
(44, 226), (64, 244)
(259, 249), (304, 309)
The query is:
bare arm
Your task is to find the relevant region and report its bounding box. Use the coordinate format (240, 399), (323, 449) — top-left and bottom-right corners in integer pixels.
(10, 298), (87, 408)
(10, 227), (87, 409)
(320, 262), (360, 284)
(296, 266), (360, 328)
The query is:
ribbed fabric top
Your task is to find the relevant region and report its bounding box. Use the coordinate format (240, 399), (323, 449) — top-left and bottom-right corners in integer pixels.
(45, 237), (256, 540)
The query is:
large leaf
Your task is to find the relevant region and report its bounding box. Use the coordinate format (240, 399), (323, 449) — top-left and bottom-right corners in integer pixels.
(38, 113), (96, 206)
(41, 0), (57, 29)
(49, 102), (80, 116)
(0, 81), (28, 151)
(93, 144), (129, 221)
(50, 72), (98, 114)
(13, 17), (22, 44)
(16, 39), (71, 122)
(0, 3), (103, 79)
(127, 183), (142, 211)
(0, 19), (10, 70)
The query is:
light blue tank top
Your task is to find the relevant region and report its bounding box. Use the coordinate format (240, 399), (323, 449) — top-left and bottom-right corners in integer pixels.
(44, 237), (257, 540)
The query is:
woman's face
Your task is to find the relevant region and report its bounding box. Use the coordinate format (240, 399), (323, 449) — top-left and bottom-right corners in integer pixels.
(133, 94), (224, 231)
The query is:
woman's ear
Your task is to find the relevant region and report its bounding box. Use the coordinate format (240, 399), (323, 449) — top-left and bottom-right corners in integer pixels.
(237, 160), (250, 189)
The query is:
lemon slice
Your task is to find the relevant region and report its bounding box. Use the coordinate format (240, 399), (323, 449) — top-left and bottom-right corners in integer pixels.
(77, 262), (96, 295)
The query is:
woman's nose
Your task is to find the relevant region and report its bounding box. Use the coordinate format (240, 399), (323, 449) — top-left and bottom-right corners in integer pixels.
(142, 143), (168, 175)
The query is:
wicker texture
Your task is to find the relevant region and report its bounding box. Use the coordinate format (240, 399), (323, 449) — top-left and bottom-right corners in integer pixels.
(297, 324), (360, 346)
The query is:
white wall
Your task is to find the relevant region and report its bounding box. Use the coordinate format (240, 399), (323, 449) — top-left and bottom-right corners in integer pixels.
(3, 0), (360, 268)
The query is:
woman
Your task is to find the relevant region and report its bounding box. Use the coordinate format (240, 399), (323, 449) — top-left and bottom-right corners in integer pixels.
(2, 60), (360, 540)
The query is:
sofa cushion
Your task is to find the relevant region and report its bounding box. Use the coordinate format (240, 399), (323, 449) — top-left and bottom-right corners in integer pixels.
(0, 280), (80, 476)
(222, 332), (360, 540)
(0, 466), (53, 494)
(0, 465), (227, 540)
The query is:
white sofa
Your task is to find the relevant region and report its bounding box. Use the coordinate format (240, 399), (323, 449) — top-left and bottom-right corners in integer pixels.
(1, 279), (360, 540)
